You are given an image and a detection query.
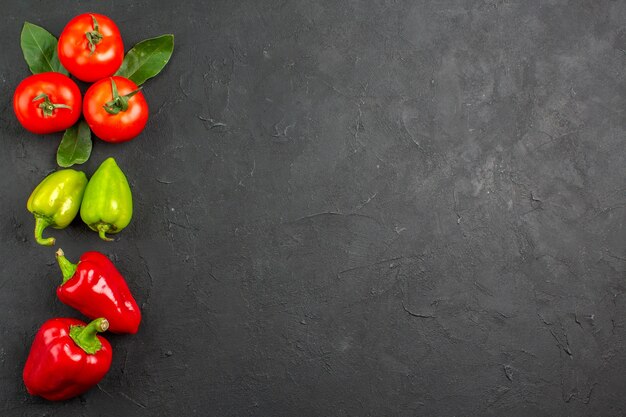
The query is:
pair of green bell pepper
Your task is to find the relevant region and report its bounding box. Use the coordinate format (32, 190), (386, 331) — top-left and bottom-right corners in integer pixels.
(27, 158), (132, 245)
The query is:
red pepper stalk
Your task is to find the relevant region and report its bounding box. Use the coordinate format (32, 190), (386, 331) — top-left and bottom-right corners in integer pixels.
(23, 317), (112, 401)
(56, 249), (141, 334)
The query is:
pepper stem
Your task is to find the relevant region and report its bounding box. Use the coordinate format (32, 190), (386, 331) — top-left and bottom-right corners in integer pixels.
(69, 318), (109, 354)
(32, 93), (72, 117)
(97, 223), (114, 241)
(33, 215), (55, 246)
(55, 249), (77, 284)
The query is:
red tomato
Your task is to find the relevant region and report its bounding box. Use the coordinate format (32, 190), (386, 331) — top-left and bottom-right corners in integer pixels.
(83, 76), (149, 143)
(13, 72), (82, 135)
(58, 13), (124, 82)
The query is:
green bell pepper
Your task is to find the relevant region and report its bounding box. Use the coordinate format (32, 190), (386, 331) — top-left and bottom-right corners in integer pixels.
(80, 157), (133, 241)
(27, 169), (88, 246)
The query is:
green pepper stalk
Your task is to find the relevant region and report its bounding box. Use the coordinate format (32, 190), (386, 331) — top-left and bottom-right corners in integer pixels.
(80, 157), (133, 241)
(69, 318), (109, 354)
(27, 169), (88, 246)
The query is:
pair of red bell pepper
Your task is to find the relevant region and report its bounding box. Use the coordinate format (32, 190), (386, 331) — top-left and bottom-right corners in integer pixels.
(23, 250), (141, 401)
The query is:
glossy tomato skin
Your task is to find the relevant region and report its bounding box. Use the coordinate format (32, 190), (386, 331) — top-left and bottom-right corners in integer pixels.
(13, 72), (82, 135)
(83, 76), (149, 143)
(58, 13), (124, 82)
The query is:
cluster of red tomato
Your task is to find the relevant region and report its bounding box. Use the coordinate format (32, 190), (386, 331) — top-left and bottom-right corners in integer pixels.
(13, 14), (148, 142)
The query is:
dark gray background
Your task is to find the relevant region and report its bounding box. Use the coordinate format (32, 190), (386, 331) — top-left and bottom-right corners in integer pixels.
(1, 0), (625, 416)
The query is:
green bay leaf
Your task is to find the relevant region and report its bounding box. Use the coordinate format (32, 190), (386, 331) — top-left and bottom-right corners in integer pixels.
(21, 22), (68, 75)
(57, 121), (92, 168)
(115, 34), (174, 85)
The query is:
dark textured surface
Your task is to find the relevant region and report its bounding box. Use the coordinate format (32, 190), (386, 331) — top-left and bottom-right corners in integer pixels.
(1, 0), (625, 416)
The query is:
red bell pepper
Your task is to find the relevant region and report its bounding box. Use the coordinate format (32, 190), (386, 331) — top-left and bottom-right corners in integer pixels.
(55, 249), (141, 334)
(23, 317), (112, 401)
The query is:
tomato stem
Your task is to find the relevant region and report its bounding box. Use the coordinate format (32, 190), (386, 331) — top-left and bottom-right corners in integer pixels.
(103, 78), (142, 115)
(85, 15), (103, 55)
(32, 94), (72, 117)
